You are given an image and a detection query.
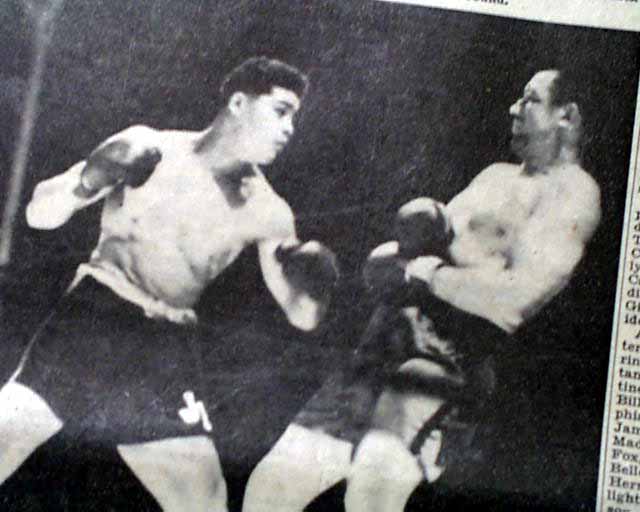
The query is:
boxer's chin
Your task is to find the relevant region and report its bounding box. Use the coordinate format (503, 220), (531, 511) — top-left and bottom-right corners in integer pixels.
(256, 150), (277, 166)
(510, 134), (528, 159)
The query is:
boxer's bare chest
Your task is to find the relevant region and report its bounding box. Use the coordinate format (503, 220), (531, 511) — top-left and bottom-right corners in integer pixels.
(99, 151), (277, 280)
(449, 168), (565, 266)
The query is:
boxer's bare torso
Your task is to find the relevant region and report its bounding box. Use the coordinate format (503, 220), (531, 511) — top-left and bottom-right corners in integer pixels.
(447, 161), (599, 271)
(28, 126), (296, 310)
(17, 124), (318, 512)
(94, 130), (293, 308)
(7, 68), (327, 511)
(428, 160), (601, 331)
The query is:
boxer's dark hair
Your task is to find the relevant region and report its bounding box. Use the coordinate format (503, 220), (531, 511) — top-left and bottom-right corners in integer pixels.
(549, 69), (582, 108)
(548, 68), (590, 150)
(220, 57), (308, 104)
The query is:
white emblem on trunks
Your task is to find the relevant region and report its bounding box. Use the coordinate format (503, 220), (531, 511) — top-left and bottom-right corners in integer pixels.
(178, 390), (212, 432)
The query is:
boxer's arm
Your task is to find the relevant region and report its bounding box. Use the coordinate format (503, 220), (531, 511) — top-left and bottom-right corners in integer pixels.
(445, 163), (512, 215)
(26, 125), (161, 230)
(25, 160), (113, 229)
(257, 203), (338, 331)
(409, 180), (601, 333)
(258, 239), (337, 331)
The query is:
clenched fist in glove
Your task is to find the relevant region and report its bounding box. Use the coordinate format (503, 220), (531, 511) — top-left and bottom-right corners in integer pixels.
(79, 139), (162, 196)
(275, 241), (340, 300)
(394, 197), (453, 260)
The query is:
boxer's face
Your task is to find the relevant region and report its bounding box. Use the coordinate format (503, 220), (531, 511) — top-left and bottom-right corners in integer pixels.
(509, 70), (564, 155)
(233, 86), (301, 165)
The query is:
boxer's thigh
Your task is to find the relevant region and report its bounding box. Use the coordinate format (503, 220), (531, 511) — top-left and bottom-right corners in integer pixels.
(243, 424), (353, 512)
(371, 387), (446, 446)
(0, 382), (62, 486)
(118, 435), (227, 512)
(371, 358), (456, 445)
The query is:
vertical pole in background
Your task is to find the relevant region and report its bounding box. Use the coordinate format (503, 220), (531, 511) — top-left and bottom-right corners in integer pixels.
(0, 0), (64, 268)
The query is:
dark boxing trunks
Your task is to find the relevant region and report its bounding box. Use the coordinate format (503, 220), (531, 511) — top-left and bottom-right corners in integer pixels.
(16, 277), (212, 445)
(294, 302), (504, 478)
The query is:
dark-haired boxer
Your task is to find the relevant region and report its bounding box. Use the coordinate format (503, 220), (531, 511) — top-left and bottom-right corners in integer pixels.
(0, 56), (339, 512)
(243, 69), (601, 512)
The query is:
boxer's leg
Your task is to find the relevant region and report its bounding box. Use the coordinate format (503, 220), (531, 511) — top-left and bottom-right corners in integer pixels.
(118, 435), (227, 512)
(346, 359), (452, 512)
(345, 430), (424, 512)
(243, 424), (353, 512)
(345, 395), (444, 512)
(0, 381), (62, 486)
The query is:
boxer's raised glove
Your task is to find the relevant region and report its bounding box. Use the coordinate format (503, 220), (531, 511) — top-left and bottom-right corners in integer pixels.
(275, 241), (340, 300)
(394, 197), (453, 260)
(362, 249), (407, 301)
(79, 139), (162, 196)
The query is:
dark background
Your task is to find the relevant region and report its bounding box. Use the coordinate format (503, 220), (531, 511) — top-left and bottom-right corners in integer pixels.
(0, 0), (638, 510)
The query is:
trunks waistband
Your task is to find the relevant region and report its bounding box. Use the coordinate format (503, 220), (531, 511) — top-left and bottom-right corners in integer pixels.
(70, 263), (198, 325)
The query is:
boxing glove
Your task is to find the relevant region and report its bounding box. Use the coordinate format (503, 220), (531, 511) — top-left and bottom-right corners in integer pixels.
(362, 248), (406, 301)
(275, 241), (340, 300)
(394, 197), (452, 260)
(79, 139), (162, 195)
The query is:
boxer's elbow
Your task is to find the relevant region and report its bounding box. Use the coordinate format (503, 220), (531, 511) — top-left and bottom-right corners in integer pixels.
(479, 300), (523, 334)
(484, 283), (534, 333)
(25, 195), (66, 230)
(288, 313), (319, 332)
(25, 173), (82, 230)
(495, 307), (524, 334)
(502, 268), (573, 332)
(498, 287), (551, 333)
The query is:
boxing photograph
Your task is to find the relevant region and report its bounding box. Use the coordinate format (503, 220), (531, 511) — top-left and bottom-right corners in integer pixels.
(0, 0), (638, 510)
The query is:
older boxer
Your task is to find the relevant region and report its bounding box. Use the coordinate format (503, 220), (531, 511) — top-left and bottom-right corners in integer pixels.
(243, 69), (600, 512)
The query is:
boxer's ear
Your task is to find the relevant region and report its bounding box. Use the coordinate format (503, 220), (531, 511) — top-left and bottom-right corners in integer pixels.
(558, 102), (580, 129)
(559, 102), (583, 147)
(228, 92), (248, 117)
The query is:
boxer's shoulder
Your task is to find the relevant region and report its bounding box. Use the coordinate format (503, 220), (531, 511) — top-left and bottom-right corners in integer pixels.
(247, 168), (291, 208)
(108, 126), (200, 156)
(558, 166), (601, 238)
(475, 162), (520, 182)
(562, 164), (600, 198)
(453, 163), (519, 200)
(105, 124), (162, 147)
(235, 169), (295, 240)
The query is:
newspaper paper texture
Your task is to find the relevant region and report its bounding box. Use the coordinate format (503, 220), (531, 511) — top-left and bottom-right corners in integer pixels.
(0, 0), (639, 510)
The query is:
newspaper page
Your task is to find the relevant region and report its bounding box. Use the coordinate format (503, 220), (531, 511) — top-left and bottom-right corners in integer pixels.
(0, 0), (639, 511)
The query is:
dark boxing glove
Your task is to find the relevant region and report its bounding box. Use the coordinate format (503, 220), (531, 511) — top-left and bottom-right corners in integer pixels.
(394, 197), (453, 260)
(79, 139), (162, 195)
(275, 241), (340, 300)
(362, 250), (407, 302)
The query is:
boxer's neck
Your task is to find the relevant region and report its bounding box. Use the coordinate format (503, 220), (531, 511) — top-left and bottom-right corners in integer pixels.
(194, 117), (250, 176)
(522, 136), (579, 175)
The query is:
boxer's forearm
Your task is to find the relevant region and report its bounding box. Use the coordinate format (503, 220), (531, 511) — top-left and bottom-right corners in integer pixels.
(276, 241), (339, 301)
(259, 239), (334, 331)
(426, 239), (584, 333)
(428, 265), (541, 334)
(26, 161), (112, 230)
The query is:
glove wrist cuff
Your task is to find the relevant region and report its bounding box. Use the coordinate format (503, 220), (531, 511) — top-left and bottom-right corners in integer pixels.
(76, 170), (99, 198)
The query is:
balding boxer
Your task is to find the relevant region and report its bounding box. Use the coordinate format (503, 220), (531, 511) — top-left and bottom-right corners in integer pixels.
(0, 56), (339, 512)
(243, 68), (601, 512)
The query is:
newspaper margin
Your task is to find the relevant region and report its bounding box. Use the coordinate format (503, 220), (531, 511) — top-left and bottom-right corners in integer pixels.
(596, 74), (640, 512)
(376, 0), (640, 33)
